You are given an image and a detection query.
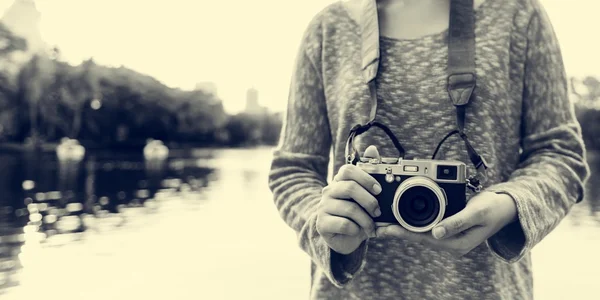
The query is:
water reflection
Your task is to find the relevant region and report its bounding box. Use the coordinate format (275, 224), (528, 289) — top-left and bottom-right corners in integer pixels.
(0, 147), (216, 295)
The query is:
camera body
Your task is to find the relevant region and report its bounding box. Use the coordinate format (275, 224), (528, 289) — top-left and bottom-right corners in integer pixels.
(356, 146), (468, 232)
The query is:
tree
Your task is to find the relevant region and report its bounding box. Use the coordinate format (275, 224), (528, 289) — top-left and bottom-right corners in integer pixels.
(571, 76), (600, 150)
(16, 54), (59, 143)
(0, 22), (27, 56)
(571, 76), (600, 104)
(64, 58), (98, 138)
(0, 22), (28, 140)
(222, 111), (282, 147)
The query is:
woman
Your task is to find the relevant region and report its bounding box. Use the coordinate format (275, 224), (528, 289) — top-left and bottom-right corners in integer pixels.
(268, 0), (590, 299)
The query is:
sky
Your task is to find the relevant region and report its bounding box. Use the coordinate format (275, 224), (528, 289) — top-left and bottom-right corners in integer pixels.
(0, 0), (598, 113)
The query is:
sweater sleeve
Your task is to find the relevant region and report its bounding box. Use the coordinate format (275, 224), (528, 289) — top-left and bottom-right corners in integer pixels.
(267, 22), (368, 287)
(484, 7), (591, 263)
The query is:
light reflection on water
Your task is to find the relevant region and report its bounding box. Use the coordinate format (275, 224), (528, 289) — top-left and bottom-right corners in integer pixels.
(0, 147), (598, 300)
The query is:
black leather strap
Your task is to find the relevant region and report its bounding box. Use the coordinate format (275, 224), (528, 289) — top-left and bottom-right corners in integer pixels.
(346, 121), (406, 165)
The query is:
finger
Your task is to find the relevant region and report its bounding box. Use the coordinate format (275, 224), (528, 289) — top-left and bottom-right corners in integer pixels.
(431, 203), (488, 240)
(317, 214), (361, 236)
(334, 165), (382, 196)
(327, 181), (380, 218)
(375, 222), (395, 227)
(322, 199), (376, 238)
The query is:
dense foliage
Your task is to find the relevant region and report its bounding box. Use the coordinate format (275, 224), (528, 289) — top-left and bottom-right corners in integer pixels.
(0, 22), (27, 141)
(0, 23), (283, 148)
(572, 76), (600, 150)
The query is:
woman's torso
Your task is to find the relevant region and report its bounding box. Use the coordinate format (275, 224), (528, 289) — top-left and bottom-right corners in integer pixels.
(308, 0), (536, 299)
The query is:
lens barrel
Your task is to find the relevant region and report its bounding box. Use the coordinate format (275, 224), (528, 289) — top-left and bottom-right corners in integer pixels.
(392, 177), (447, 232)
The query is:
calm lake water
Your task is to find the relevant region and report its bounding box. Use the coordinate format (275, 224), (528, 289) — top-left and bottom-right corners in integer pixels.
(0, 147), (598, 300)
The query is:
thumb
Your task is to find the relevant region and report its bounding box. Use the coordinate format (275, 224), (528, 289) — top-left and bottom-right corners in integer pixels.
(432, 204), (482, 239)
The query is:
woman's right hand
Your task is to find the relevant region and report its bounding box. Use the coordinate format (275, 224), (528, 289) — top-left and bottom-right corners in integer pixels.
(316, 164), (382, 255)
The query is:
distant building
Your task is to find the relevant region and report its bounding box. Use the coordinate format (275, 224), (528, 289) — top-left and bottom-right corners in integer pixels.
(245, 88), (259, 113)
(244, 87), (267, 115)
(1, 0), (46, 55)
(195, 82), (218, 96)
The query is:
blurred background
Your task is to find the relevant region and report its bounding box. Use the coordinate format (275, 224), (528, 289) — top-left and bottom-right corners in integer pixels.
(0, 0), (597, 299)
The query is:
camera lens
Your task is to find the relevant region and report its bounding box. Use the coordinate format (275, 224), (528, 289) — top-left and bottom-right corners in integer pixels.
(392, 176), (447, 232)
(398, 186), (440, 227)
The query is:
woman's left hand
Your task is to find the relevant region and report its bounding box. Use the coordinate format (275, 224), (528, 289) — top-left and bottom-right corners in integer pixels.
(376, 191), (518, 257)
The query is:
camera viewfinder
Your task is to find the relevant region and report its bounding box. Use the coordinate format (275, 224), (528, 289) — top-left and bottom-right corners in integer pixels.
(436, 165), (457, 180)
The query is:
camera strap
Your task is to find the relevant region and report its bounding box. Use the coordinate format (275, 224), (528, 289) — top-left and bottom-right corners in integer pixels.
(345, 120), (406, 165)
(344, 0), (488, 192)
(344, 0), (401, 165)
(446, 0), (488, 191)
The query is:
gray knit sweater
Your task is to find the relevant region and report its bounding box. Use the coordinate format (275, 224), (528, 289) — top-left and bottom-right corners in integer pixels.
(268, 0), (590, 299)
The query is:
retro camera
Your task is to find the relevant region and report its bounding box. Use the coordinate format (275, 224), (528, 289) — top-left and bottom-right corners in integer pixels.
(357, 145), (468, 232)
